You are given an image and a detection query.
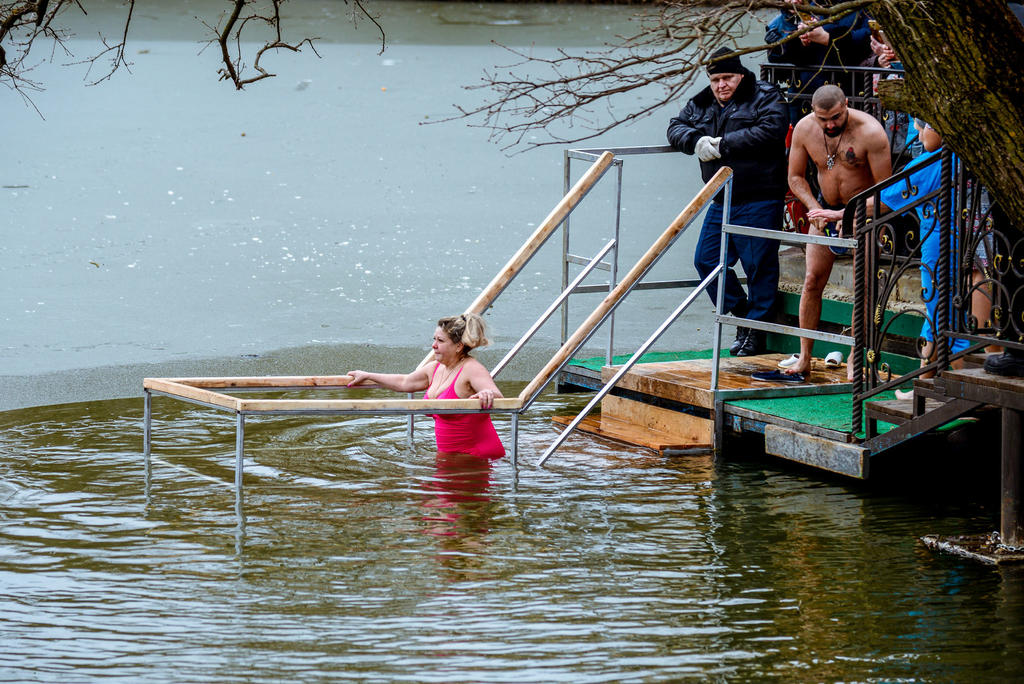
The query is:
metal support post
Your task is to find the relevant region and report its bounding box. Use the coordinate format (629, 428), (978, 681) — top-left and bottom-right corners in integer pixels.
(511, 412), (520, 469)
(144, 389), (152, 499)
(711, 180), (732, 393)
(713, 397), (726, 457)
(1002, 407), (1023, 547)
(606, 160), (624, 366)
(407, 392), (415, 445)
(235, 412), (245, 521)
(936, 148), (953, 373)
(560, 149), (572, 347)
(851, 199), (866, 433)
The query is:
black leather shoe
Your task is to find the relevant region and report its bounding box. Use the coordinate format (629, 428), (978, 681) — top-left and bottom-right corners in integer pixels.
(730, 327), (750, 356)
(735, 330), (766, 357)
(983, 350), (1024, 377)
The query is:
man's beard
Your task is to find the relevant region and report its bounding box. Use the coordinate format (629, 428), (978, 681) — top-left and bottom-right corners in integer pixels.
(825, 118), (848, 138)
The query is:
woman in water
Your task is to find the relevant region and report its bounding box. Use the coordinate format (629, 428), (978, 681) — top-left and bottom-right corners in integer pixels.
(346, 313), (505, 459)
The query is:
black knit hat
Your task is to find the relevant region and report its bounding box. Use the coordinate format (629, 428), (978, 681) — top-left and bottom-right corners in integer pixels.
(706, 47), (744, 75)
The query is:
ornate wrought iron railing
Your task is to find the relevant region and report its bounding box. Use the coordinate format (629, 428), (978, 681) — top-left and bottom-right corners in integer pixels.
(849, 149), (1021, 437)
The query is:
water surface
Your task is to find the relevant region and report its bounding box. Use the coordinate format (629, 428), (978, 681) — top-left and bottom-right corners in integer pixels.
(2, 392), (1022, 681)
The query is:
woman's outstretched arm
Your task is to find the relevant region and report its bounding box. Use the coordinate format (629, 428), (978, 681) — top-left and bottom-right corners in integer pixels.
(347, 363), (434, 393)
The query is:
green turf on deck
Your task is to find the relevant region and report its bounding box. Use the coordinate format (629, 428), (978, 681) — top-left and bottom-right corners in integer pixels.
(569, 349), (724, 372)
(728, 391), (975, 439)
(570, 347), (920, 376)
(727, 392), (898, 438)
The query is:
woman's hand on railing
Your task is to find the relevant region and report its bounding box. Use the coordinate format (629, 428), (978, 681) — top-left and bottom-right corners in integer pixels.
(471, 388), (500, 409)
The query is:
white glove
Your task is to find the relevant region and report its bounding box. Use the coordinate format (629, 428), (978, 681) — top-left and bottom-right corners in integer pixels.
(696, 135), (723, 161)
(694, 135), (714, 161)
(707, 136), (722, 159)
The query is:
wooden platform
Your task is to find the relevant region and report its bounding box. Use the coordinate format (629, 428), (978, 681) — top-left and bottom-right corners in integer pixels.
(942, 367), (1024, 410)
(599, 353), (850, 408)
(551, 413), (708, 454)
(553, 353), (859, 464)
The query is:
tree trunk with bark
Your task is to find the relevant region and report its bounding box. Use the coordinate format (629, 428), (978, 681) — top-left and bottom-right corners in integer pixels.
(873, 0), (1024, 230)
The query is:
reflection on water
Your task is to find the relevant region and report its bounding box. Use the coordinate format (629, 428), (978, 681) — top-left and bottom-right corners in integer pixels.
(2, 391), (1023, 682)
(421, 451), (499, 580)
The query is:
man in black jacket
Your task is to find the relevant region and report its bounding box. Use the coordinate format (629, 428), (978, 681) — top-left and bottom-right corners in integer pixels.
(667, 47), (790, 356)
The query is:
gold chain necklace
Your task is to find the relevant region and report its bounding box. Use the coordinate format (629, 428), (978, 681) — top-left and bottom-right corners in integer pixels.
(432, 359), (465, 396)
(824, 128), (846, 171)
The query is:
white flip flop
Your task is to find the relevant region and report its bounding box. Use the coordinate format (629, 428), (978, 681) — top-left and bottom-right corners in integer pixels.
(778, 354), (800, 368)
(824, 351), (845, 367)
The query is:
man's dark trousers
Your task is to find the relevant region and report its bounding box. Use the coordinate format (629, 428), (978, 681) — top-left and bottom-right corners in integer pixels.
(694, 198), (783, 323)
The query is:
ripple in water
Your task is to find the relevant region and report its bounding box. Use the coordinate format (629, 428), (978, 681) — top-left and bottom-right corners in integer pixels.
(1, 390), (1022, 682)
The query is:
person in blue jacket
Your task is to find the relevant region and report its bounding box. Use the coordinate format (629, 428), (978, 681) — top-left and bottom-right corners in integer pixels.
(766, 0), (873, 68)
(877, 124), (969, 390)
(667, 47), (789, 356)
(765, 1), (874, 123)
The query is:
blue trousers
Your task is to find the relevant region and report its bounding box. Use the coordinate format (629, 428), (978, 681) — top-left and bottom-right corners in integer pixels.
(694, 199), (783, 323)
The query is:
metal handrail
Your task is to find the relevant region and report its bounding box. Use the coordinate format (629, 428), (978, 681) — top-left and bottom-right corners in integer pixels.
(712, 227), (859, 354)
(490, 240), (617, 380)
(532, 167), (733, 464)
(707, 208), (873, 427)
(521, 167), (733, 408)
(537, 266), (723, 466)
(414, 150), (617, 371)
(560, 144), (685, 366)
(715, 152), (950, 434)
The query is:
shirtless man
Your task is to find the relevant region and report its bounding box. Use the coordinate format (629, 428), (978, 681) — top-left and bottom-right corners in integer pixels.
(783, 84), (891, 381)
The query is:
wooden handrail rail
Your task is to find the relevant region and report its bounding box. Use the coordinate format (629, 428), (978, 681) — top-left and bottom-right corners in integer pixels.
(416, 150), (616, 369)
(144, 377), (523, 412)
(517, 166), (734, 403)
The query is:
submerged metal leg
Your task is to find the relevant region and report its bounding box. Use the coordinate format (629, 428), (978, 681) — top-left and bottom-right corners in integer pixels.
(713, 397), (725, 458)
(144, 389), (152, 501)
(407, 393), (415, 446)
(235, 412), (245, 521)
(1002, 407), (1023, 547)
(511, 412), (520, 470)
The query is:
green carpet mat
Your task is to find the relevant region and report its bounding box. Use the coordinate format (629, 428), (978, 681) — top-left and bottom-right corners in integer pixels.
(568, 349), (722, 372)
(727, 391), (898, 438)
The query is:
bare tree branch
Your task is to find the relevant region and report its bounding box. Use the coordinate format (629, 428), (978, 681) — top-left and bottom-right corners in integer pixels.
(350, 0), (385, 56)
(1, 0), (386, 97)
(75, 0), (133, 85)
(208, 0), (384, 90)
(446, 0), (875, 151)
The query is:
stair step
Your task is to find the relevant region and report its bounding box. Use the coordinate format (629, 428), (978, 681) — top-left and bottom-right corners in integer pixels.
(865, 397), (946, 423)
(912, 377), (951, 402)
(962, 353), (987, 368)
(863, 397), (984, 452)
(551, 414), (711, 454)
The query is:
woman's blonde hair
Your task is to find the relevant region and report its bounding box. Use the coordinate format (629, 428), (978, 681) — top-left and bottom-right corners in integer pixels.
(437, 313), (490, 356)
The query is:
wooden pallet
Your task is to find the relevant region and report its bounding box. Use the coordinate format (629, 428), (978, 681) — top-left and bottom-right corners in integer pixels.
(553, 394), (713, 454)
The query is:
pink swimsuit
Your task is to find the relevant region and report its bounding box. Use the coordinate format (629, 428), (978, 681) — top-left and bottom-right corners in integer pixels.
(425, 365), (505, 459)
